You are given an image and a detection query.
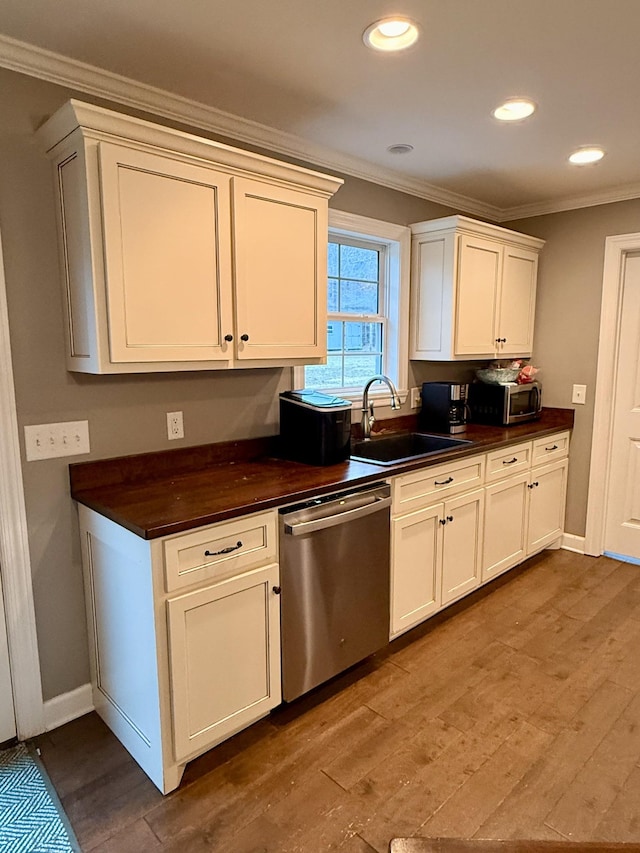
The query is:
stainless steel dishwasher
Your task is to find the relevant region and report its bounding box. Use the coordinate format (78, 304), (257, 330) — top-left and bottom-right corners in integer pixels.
(279, 482), (391, 701)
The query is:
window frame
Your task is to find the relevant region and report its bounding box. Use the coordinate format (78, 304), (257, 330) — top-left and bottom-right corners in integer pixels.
(294, 210), (410, 407)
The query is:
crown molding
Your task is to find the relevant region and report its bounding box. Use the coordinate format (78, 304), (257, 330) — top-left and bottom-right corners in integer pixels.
(3, 33), (640, 224)
(0, 33), (499, 220)
(497, 183), (640, 221)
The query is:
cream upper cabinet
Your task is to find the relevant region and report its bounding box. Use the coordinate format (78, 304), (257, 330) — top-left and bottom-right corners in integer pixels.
(99, 143), (234, 364)
(410, 215), (544, 361)
(232, 178), (326, 361)
(38, 100), (342, 374)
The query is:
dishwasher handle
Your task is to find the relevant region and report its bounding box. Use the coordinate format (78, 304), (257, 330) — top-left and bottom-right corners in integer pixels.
(282, 490), (391, 536)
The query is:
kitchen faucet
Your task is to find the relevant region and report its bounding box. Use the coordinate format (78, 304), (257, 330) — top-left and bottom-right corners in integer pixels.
(361, 375), (401, 439)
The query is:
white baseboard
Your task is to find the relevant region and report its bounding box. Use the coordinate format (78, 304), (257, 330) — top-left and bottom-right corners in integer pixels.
(562, 533), (586, 554)
(43, 683), (94, 732)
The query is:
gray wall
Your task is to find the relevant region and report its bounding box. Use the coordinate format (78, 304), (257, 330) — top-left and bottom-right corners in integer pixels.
(2, 65), (637, 701)
(505, 200), (640, 537)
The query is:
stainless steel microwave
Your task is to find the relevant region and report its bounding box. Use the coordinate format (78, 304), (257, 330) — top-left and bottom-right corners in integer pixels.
(468, 380), (542, 426)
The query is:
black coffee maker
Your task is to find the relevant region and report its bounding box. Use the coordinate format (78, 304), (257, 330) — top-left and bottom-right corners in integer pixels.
(419, 382), (469, 434)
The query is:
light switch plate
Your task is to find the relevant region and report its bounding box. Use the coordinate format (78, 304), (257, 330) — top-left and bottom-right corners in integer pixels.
(24, 420), (90, 461)
(572, 384), (587, 405)
(410, 387), (421, 409)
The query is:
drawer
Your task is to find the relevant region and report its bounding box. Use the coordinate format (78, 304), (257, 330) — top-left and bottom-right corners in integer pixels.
(392, 453), (485, 515)
(485, 441), (532, 483)
(163, 510), (277, 592)
(532, 431), (570, 466)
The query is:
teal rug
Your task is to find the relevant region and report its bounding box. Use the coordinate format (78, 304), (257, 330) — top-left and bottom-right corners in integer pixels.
(0, 743), (80, 852)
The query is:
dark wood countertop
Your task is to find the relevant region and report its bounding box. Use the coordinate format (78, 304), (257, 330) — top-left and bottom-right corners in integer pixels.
(69, 408), (574, 540)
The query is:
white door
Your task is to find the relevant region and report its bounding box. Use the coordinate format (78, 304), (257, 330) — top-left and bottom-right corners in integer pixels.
(604, 253), (640, 562)
(0, 564), (16, 742)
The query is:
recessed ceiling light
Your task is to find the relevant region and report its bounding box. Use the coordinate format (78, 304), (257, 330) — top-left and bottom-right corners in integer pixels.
(493, 98), (537, 122)
(363, 17), (419, 52)
(568, 146), (605, 165)
(387, 143), (414, 155)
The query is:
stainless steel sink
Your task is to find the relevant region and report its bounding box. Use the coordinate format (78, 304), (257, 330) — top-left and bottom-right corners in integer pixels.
(350, 432), (472, 466)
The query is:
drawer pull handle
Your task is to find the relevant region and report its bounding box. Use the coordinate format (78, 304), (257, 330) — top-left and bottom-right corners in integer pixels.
(204, 540), (243, 557)
(435, 476), (454, 486)
(545, 444), (559, 451)
(503, 457), (518, 465)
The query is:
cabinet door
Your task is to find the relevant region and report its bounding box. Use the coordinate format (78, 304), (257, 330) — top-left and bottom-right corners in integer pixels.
(483, 473), (529, 581)
(441, 488), (484, 605)
(498, 245), (538, 355)
(232, 178), (327, 361)
(454, 236), (502, 355)
(99, 143), (234, 363)
(391, 503), (442, 637)
(527, 459), (568, 555)
(167, 564), (281, 762)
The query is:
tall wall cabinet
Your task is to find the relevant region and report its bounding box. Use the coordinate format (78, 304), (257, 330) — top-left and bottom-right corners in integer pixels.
(410, 215), (545, 361)
(38, 101), (343, 374)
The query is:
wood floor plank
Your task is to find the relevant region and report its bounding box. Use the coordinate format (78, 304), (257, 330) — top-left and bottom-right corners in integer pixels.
(420, 721), (552, 838)
(544, 691), (640, 839)
(358, 710), (524, 852)
(34, 552), (640, 853)
(594, 764), (640, 841)
(475, 679), (634, 840)
(88, 818), (162, 852)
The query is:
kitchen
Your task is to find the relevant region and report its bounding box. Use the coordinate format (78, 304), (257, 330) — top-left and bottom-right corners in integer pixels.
(1, 2), (640, 849)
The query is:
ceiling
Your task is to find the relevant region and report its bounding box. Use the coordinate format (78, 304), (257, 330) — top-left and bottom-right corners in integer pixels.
(1, 0), (639, 220)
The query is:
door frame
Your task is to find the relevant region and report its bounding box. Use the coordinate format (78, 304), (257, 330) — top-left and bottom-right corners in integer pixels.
(585, 231), (640, 556)
(0, 227), (44, 738)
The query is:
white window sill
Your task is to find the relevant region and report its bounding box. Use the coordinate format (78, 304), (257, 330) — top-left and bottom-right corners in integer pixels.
(330, 388), (409, 408)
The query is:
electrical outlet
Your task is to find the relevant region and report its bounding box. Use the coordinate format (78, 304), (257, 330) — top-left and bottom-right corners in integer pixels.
(24, 420), (90, 461)
(410, 387), (421, 409)
(167, 411), (184, 440)
(572, 384), (587, 405)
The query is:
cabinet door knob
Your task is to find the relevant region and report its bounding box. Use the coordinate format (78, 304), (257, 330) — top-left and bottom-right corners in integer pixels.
(447, 515), (454, 523)
(240, 333), (250, 342)
(439, 518), (447, 525)
(272, 585), (282, 595)
(224, 334), (233, 342)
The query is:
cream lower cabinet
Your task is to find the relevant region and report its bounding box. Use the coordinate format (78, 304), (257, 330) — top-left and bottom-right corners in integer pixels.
(440, 488), (485, 606)
(77, 504), (281, 794)
(483, 472), (530, 581)
(390, 453), (486, 638)
(482, 433), (569, 581)
(392, 431), (570, 639)
(526, 458), (569, 554)
(39, 100), (341, 374)
(167, 563), (281, 763)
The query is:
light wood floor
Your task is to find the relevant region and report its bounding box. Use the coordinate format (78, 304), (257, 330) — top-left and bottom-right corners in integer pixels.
(36, 549), (640, 852)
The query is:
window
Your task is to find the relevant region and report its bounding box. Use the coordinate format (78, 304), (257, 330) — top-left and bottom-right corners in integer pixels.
(295, 210), (410, 404)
